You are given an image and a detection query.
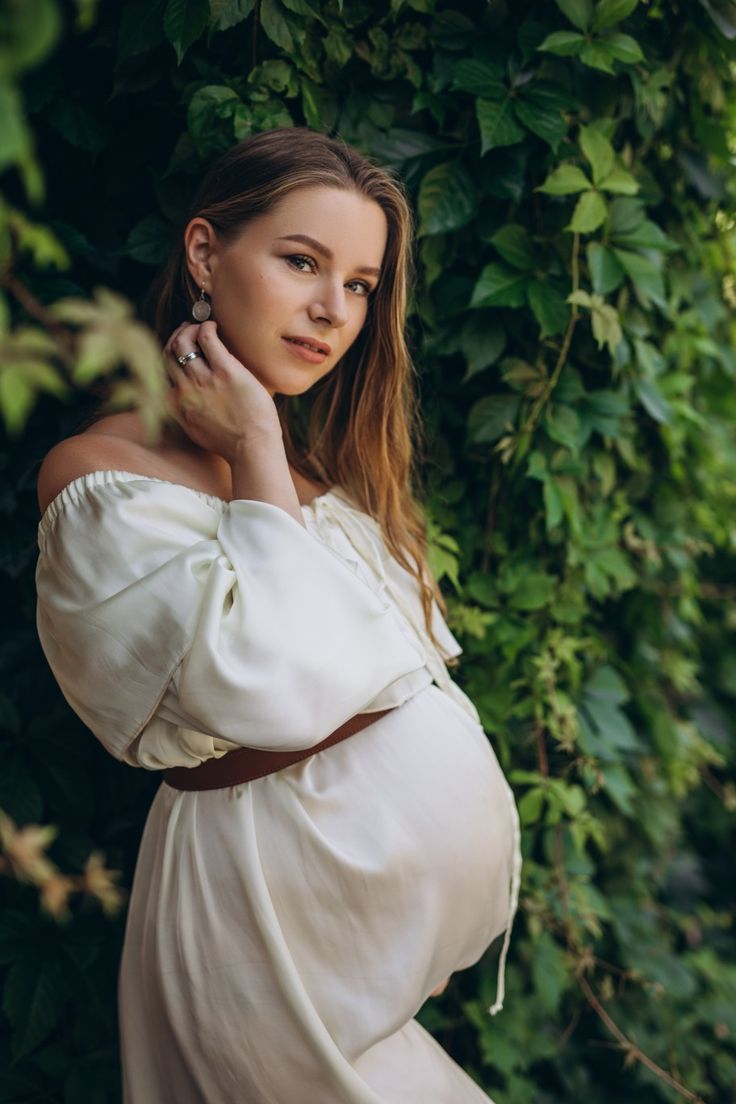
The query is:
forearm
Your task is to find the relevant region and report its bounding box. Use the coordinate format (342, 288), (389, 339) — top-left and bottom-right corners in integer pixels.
(229, 429), (306, 528)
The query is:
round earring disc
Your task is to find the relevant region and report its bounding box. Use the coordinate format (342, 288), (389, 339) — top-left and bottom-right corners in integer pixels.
(192, 300), (212, 322)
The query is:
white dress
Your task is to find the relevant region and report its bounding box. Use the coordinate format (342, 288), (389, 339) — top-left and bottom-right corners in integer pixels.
(35, 470), (522, 1104)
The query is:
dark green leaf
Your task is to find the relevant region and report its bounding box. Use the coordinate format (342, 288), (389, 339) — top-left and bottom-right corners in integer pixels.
(117, 0), (167, 59)
(490, 224), (534, 270)
(592, 0), (639, 31)
(508, 571), (557, 610)
(476, 96), (525, 154)
(3, 958), (68, 1062)
(125, 216), (173, 266)
(417, 161), (477, 235)
(459, 314), (507, 379)
(531, 931), (569, 1013)
(467, 394), (521, 443)
(555, 0), (593, 29)
(611, 218), (677, 252)
(470, 262), (528, 308)
(164, 0), (209, 64)
(635, 378), (673, 423)
(515, 83), (570, 150)
(527, 279), (571, 336)
(544, 402), (582, 450)
(452, 58), (505, 97)
(601, 763), (637, 815)
(538, 30), (586, 55)
(600, 31), (644, 62)
(587, 242), (624, 295)
(580, 42), (616, 72)
(209, 0), (256, 31)
(613, 248), (666, 305)
(260, 0), (295, 50)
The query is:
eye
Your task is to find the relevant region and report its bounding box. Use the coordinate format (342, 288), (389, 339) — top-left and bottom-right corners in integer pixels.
(346, 279), (373, 297)
(286, 254), (375, 298)
(286, 253), (316, 273)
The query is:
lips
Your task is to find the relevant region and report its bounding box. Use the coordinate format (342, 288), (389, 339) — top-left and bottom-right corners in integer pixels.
(283, 335), (332, 355)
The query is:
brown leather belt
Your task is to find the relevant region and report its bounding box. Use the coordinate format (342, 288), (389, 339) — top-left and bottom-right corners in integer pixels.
(162, 708), (395, 791)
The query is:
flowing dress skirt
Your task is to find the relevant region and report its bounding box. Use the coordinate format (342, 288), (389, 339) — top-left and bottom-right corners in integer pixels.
(119, 685), (519, 1103)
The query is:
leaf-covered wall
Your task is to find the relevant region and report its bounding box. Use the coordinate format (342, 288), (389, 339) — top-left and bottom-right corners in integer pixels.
(1, 1), (735, 1101)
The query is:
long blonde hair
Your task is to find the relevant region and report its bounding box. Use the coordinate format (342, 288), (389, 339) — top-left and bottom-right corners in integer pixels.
(144, 127), (447, 644)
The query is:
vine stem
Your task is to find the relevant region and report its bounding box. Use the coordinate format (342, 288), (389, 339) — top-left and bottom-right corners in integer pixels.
(576, 973), (706, 1104)
(522, 232), (581, 435)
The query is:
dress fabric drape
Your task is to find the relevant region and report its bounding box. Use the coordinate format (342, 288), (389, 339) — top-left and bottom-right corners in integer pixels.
(35, 471), (522, 1104)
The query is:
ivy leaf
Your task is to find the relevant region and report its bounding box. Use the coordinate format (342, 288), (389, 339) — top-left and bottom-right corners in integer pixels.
(587, 241), (625, 294)
(610, 218), (677, 251)
(187, 85), (240, 158)
(599, 165), (639, 194)
(452, 58), (505, 97)
(117, 0), (167, 61)
(544, 402), (581, 451)
(281, 0), (323, 19)
(490, 224), (534, 270)
(580, 42), (616, 72)
(543, 479), (564, 529)
(538, 30), (586, 55)
(459, 314), (506, 380)
(635, 378), (673, 423)
(601, 763), (637, 815)
(3, 957), (68, 1061)
(613, 248), (666, 305)
(470, 262), (528, 307)
(569, 290), (623, 351)
(125, 215), (173, 265)
(260, 0), (295, 51)
(527, 279), (571, 336)
(508, 571), (557, 610)
(601, 31), (644, 63)
(208, 0), (256, 31)
(514, 83), (570, 150)
(579, 124), (614, 185)
(467, 393), (521, 443)
(476, 95), (525, 153)
(592, 0), (639, 31)
(163, 0), (209, 64)
(555, 0), (593, 30)
(417, 161), (477, 235)
(537, 163), (591, 194)
(568, 189), (608, 232)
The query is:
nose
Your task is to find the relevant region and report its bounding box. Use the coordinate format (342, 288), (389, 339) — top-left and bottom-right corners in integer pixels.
(309, 281), (349, 329)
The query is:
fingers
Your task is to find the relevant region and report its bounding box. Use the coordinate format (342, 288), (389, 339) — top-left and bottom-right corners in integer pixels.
(167, 322), (212, 388)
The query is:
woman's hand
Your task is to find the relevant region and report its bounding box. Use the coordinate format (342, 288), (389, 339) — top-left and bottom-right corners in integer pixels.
(163, 320), (281, 462)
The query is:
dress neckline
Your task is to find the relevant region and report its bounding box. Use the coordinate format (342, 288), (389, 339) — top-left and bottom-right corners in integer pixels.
(38, 468), (341, 534)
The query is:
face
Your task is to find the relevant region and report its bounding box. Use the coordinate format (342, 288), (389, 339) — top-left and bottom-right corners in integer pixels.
(184, 186), (388, 397)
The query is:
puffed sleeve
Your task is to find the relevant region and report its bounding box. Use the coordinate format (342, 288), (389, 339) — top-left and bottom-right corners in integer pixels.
(35, 472), (429, 762)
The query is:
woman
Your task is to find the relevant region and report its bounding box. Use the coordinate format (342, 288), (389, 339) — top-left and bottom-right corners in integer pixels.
(35, 128), (522, 1103)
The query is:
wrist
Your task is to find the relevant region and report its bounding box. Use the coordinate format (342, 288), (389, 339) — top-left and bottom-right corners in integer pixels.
(228, 424), (284, 466)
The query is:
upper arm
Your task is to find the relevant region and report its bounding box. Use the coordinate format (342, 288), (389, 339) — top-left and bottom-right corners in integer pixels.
(37, 435), (152, 515)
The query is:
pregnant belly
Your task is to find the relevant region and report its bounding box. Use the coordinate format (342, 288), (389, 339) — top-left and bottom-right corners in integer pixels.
(253, 684), (518, 1041)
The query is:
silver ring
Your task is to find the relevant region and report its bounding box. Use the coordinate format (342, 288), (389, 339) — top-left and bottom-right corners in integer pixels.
(176, 350), (202, 366)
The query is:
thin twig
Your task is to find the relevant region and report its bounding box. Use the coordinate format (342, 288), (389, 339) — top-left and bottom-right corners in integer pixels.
(522, 233), (581, 435)
(577, 973), (706, 1104)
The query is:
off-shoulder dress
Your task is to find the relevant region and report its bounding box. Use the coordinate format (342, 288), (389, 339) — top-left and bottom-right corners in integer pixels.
(35, 470), (522, 1104)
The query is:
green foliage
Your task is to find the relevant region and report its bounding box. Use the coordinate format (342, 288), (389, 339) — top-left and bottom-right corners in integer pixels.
(1, 0), (735, 1101)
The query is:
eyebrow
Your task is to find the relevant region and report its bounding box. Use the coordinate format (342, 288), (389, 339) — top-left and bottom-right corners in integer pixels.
(276, 234), (382, 278)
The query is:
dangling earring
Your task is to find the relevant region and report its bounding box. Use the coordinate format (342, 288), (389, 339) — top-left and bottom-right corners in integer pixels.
(192, 286), (212, 322)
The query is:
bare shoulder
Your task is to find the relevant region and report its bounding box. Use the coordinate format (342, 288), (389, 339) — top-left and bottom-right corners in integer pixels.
(37, 416), (167, 515)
